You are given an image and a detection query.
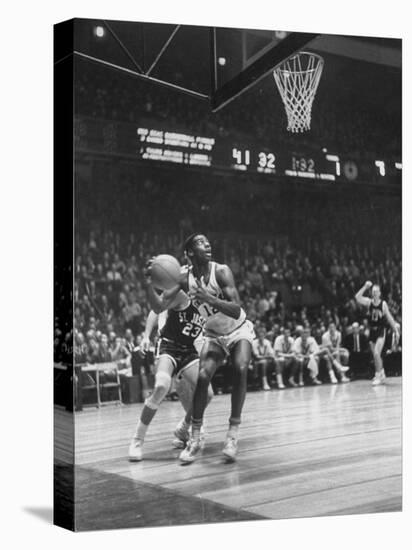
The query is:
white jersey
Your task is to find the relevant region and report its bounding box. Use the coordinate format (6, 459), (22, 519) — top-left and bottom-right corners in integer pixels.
(293, 336), (319, 356)
(274, 335), (295, 356)
(321, 330), (341, 350)
(252, 338), (274, 358)
(187, 261), (246, 336)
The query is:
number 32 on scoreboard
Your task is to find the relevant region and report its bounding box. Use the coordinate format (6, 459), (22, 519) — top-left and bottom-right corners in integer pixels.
(258, 152), (276, 169)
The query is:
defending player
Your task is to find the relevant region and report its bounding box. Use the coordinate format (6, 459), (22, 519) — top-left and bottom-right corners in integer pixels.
(355, 281), (400, 385)
(128, 273), (212, 461)
(179, 234), (255, 464)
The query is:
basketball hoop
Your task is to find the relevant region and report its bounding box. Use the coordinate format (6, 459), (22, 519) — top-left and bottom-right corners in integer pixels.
(273, 51), (324, 133)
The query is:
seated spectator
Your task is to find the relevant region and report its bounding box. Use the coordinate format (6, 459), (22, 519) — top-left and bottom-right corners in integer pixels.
(252, 328), (274, 391)
(273, 328), (296, 388)
(124, 328), (136, 353)
(74, 332), (88, 365)
(293, 327), (322, 386)
(320, 322), (350, 384)
(111, 336), (132, 374)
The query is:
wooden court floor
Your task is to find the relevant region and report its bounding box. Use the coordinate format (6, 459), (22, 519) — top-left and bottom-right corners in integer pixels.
(61, 378), (402, 530)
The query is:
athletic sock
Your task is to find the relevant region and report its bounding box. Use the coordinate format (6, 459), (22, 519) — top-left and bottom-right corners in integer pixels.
(191, 418), (202, 441)
(135, 405), (157, 441)
(227, 418), (240, 439)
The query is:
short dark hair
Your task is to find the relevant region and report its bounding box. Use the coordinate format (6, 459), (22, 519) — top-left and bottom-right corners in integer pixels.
(183, 233), (202, 254)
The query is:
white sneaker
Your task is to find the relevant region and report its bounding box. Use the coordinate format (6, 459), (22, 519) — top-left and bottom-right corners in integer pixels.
(263, 382), (271, 391)
(179, 438), (202, 464)
(278, 382), (285, 390)
(341, 375), (350, 383)
(330, 372), (338, 384)
(372, 375), (385, 386)
(172, 420), (190, 449)
(128, 437), (143, 462)
(222, 436), (238, 462)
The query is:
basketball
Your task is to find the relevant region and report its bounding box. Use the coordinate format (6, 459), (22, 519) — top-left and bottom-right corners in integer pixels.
(150, 254), (181, 290)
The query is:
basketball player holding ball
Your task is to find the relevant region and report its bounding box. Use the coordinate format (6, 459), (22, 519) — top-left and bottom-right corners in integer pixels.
(128, 256), (212, 461)
(179, 233), (255, 464)
(355, 281), (400, 385)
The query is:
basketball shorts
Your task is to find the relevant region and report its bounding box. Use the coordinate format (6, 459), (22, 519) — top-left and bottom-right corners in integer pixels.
(157, 338), (198, 375)
(369, 327), (386, 344)
(204, 320), (256, 357)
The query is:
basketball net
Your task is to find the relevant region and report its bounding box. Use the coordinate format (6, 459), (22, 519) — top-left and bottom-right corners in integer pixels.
(273, 51), (324, 133)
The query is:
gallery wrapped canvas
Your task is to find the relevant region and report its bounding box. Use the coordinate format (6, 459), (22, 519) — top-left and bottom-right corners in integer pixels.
(54, 18), (402, 531)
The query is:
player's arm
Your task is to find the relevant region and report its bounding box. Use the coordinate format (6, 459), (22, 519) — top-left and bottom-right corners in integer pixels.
(251, 340), (260, 359)
(382, 301), (400, 338)
(193, 264), (241, 319)
(310, 339), (321, 357)
(141, 310), (159, 352)
(292, 340), (303, 361)
(355, 281), (372, 307)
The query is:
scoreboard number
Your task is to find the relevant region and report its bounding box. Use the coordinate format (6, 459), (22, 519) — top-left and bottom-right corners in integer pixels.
(232, 147), (250, 166)
(258, 152), (276, 169)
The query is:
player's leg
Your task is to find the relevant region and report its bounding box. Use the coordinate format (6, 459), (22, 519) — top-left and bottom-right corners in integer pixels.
(294, 359), (303, 386)
(222, 339), (252, 461)
(371, 335), (386, 385)
(129, 355), (174, 461)
(307, 355), (322, 384)
(275, 358), (286, 389)
(259, 358), (271, 390)
(323, 350), (338, 384)
(338, 348), (350, 382)
(173, 360), (213, 448)
(179, 340), (224, 463)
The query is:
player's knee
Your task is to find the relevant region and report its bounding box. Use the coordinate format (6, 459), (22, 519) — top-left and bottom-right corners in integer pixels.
(151, 371), (172, 404)
(233, 358), (249, 376)
(198, 368), (211, 387)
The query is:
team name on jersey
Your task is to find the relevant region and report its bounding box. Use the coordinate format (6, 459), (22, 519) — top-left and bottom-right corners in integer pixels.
(178, 311), (205, 328)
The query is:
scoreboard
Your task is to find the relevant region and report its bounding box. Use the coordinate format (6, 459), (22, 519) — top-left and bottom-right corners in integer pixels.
(75, 117), (402, 185)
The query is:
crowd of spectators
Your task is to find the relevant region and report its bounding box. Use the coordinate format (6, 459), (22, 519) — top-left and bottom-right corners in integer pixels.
(65, 167), (402, 390)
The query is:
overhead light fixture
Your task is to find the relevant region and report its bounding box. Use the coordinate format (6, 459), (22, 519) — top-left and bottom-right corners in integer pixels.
(94, 25), (105, 38)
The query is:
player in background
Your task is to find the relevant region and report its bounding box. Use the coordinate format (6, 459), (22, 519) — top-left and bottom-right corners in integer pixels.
(179, 234), (255, 463)
(321, 322), (350, 384)
(128, 271), (212, 461)
(355, 281), (400, 385)
(273, 328), (296, 388)
(252, 327), (274, 390)
(293, 327), (322, 385)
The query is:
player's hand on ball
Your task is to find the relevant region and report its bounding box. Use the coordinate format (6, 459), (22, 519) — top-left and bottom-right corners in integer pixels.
(144, 257), (156, 284)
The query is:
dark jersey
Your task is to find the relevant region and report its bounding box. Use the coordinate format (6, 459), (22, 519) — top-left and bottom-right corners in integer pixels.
(160, 302), (205, 350)
(368, 300), (386, 329)
(367, 300), (387, 342)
